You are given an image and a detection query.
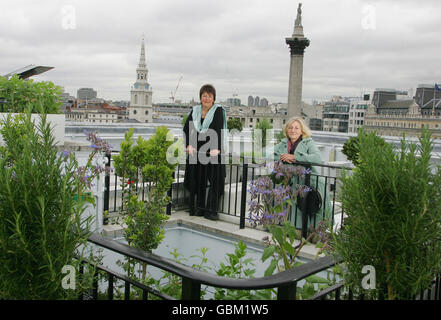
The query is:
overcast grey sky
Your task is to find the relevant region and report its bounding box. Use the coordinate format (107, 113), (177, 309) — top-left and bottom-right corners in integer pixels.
(1, 0), (440, 104)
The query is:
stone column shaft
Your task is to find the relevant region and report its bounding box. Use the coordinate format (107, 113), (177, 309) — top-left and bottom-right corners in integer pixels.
(287, 54), (304, 118)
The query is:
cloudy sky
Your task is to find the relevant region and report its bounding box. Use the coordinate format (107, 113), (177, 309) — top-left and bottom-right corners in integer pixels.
(1, 0), (440, 105)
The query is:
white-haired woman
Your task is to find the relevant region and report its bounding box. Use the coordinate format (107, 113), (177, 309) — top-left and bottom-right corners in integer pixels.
(274, 117), (331, 231)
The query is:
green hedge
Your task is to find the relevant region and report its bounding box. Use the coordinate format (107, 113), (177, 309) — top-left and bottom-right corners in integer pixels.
(0, 75), (62, 114)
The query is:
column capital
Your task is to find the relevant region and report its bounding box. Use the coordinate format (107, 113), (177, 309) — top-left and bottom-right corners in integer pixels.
(286, 37), (310, 55)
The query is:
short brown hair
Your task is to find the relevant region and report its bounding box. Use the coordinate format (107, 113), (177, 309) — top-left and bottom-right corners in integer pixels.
(199, 84), (216, 101)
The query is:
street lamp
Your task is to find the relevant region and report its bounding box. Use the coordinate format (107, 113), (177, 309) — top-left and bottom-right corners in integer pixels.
(2, 64), (54, 80)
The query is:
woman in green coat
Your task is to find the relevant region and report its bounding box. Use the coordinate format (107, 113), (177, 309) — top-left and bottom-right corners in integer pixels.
(273, 117), (332, 231)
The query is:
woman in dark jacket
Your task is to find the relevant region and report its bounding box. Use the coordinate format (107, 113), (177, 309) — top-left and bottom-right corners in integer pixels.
(183, 84), (226, 220)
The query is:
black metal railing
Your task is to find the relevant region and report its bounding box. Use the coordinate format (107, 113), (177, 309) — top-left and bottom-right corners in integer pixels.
(311, 273), (441, 300)
(81, 232), (441, 301)
(82, 232), (342, 300)
(104, 151), (351, 236)
(103, 151), (352, 237)
(88, 152), (441, 301)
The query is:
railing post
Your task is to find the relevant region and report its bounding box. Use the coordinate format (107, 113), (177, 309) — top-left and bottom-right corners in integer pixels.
(301, 165), (311, 239)
(166, 170), (175, 215)
(92, 269), (98, 300)
(78, 263), (84, 300)
(277, 283), (297, 300)
(240, 162), (248, 229)
(108, 273), (114, 300)
(103, 152), (111, 225)
(181, 277), (201, 300)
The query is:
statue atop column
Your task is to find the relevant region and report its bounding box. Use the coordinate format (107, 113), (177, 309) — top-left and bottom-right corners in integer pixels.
(295, 3), (302, 27)
(292, 3), (304, 37)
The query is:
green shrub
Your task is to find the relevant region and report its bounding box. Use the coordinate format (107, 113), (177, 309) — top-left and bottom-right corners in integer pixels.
(113, 126), (177, 280)
(0, 75), (62, 114)
(227, 117), (243, 132)
(181, 113), (188, 126)
(0, 113), (95, 299)
(254, 118), (272, 148)
(214, 241), (274, 300)
(333, 129), (441, 299)
(342, 129), (387, 166)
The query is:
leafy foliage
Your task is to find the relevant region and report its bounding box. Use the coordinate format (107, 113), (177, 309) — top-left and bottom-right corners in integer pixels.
(0, 75), (62, 114)
(113, 126), (177, 280)
(181, 113), (189, 126)
(275, 129), (285, 144)
(342, 129), (387, 166)
(214, 241), (274, 300)
(247, 161), (310, 226)
(262, 222), (335, 299)
(334, 128), (441, 299)
(254, 118), (273, 148)
(227, 117), (243, 132)
(0, 113), (97, 299)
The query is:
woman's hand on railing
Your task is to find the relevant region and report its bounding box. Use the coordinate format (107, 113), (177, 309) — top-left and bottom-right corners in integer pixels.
(209, 149), (221, 157)
(280, 153), (296, 163)
(186, 145), (196, 156)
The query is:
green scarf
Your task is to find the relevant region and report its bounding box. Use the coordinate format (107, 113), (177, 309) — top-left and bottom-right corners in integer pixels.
(192, 104), (227, 133)
(192, 104), (228, 152)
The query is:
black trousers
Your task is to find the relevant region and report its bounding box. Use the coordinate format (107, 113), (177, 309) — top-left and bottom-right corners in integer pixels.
(188, 164), (222, 216)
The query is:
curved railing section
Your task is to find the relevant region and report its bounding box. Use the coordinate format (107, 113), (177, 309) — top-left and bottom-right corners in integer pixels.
(85, 232), (342, 300)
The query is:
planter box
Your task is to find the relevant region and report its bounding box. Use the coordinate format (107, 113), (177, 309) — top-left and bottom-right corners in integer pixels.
(0, 113), (65, 146)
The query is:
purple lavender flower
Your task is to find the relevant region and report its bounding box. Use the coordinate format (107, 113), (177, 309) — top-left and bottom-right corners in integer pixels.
(247, 160), (313, 227)
(302, 168), (312, 175)
(62, 150), (71, 160)
(84, 130), (112, 154)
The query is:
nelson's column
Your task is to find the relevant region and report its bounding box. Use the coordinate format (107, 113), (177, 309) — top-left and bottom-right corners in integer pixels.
(286, 3), (310, 118)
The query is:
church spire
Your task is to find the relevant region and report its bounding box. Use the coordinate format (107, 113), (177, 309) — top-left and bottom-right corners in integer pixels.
(136, 35), (148, 83)
(138, 35), (147, 69)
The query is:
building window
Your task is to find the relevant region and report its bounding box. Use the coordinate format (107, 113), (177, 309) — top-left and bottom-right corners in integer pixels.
(145, 110), (148, 115)
(133, 110), (137, 115)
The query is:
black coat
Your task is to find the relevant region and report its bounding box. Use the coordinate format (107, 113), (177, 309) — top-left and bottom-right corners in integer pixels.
(183, 106), (226, 195)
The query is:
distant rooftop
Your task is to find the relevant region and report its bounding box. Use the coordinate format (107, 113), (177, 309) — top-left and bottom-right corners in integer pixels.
(374, 88), (397, 92)
(417, 84), (441, 88)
